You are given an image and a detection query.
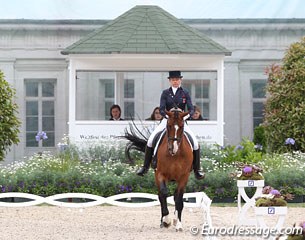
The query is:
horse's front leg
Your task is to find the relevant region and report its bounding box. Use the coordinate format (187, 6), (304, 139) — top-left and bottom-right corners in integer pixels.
(173, 188), (184, 231)
(158, 180), (171, 228)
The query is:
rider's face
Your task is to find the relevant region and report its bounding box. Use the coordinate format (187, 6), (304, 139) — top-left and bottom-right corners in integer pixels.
(169, 78), (181, 88)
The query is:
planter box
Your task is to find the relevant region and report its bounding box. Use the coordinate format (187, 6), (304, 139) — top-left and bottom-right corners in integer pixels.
(255, 206), (287, 215)
(237, 180), (264, 187)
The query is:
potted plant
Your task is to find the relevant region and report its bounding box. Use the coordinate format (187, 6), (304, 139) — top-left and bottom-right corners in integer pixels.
(234, 163), (264, 188)
(255, 186), (293, 215)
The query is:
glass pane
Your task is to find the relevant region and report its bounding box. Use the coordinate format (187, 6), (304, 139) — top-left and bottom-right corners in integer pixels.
(105, 101), (114, 120)
(42, 117), (54, 131)
(124, 79), (134, 98)
(104, 80), (114, 98)
(26, 132), (39, 147)
(183, 72), (216, 120)
(26, 101), (38, 115)
(253, 118), (263, 129)
(195, 102), (209, 120)
(42, 132), (55, 147)
(26, 117), (38, 131)
(124, 102), (134, 120)
(25, 82), (38, 97)
(195, 84), (209, 98)
(253, 102), (264, 117)
(76, 71), (115, 120)
(42, 82), (55, 97)
(252, 82), (266, 98)
(42, 101), (54, 115)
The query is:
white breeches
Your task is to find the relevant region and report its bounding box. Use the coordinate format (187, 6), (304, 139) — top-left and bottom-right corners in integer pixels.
(147, 118), (199, 150)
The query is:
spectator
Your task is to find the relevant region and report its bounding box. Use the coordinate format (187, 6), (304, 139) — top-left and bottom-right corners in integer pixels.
(109, 104), (124, 120)
(146, 107), (163, 121)
(190, 105), (204, 120)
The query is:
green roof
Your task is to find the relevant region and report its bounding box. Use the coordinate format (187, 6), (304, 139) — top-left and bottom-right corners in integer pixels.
(61, 5), (231, 55)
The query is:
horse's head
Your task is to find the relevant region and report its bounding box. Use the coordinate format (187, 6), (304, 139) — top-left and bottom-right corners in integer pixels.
(165, 108), (189, 156)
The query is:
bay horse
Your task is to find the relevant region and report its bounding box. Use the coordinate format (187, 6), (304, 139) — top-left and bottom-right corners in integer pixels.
(124, 108), (193, 231)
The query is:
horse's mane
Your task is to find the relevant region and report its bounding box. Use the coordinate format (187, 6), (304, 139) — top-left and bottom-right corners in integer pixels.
(122, 120), (148, 164)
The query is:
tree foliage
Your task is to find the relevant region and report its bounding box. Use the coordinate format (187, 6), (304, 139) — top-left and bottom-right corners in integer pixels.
(0, 70), (21, 161)
(264, 37), (305, 152)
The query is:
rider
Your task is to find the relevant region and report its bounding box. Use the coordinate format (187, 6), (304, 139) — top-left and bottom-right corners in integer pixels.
(136, 71), (205, 180)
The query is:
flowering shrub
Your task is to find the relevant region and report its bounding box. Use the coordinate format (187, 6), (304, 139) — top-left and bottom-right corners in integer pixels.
(255, 186), (294, 207)
(0, 139), (304, 200)
(264, 37), (305, 153)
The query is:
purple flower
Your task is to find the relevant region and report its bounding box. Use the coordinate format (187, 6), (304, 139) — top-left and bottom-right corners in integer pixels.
(41, 131), (48, 140)
(235, 145), (244, 151)
(270, 189), (280, 195)
(243, 166), (252, 173)
(285, 138), (295, 145)
(35, 135), (41, 141)
(301, 221), (305, 229)
(35, 131), (48, 141)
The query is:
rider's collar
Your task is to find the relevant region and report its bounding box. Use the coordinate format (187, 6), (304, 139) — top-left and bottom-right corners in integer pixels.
(171, 86), (181, 95)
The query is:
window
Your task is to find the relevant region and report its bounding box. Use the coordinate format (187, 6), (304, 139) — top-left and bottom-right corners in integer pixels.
(25, 79), (56, 147)
(123, 79), (135, 119)
(183, 72), (217, 120)
(251, 80), (267, 129)
(75, 71), (217, 121)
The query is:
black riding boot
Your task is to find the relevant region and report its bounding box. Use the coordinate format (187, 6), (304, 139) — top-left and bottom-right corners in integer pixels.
(136, 146), (153, 176)
(193, 148), (205, 180)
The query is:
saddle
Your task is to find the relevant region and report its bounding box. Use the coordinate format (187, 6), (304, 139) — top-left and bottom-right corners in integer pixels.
(150, 130), (194, 169)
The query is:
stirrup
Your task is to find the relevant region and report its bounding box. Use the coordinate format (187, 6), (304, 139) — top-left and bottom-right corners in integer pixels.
(194, 171), (205, 180)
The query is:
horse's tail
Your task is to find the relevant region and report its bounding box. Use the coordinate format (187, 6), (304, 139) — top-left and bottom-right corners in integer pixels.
(122, 122), (148, 163)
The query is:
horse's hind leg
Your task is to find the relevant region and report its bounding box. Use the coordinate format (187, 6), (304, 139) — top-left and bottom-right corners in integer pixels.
(158, 180), (171, 228)
(173, 188), (184, 231)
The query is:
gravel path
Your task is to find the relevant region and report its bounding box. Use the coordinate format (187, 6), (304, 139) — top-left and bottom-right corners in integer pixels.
(0, 206), (303, 240)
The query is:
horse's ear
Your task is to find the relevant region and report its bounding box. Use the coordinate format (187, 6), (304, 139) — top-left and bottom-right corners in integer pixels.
(181, 112), (189, 118)
(166, 110), (173, 118)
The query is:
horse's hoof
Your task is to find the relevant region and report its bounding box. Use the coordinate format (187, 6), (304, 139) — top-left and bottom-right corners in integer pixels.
(175, 222), (183, 232)
(160, 222), (171, 228)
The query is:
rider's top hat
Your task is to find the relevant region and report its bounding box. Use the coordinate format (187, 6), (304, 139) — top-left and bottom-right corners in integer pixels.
(168, 71), (183, 79)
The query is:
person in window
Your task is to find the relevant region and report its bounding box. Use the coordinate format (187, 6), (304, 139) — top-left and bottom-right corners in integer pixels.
(109, 104), (124, 121)
(136, 71), (204, 180)
(190, 105), (204, 120)
(146, 107), (163, 121)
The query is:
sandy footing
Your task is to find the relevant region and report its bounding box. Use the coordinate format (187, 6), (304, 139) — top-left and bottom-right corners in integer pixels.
(0, 206), (303, 240)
